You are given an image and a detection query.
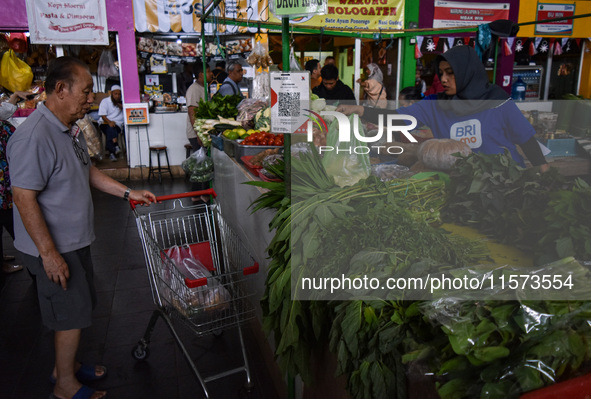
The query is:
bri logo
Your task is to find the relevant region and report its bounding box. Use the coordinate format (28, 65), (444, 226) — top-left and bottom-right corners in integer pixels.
(303, 110), (419, 154)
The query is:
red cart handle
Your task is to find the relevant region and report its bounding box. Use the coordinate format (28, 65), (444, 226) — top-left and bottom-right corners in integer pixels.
(130, 189), (217, 209)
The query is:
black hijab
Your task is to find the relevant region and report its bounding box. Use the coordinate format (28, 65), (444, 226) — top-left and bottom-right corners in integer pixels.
(436, 45), (509, 116)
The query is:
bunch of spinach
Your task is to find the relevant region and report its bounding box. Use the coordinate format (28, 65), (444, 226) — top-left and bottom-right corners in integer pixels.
(444, 151), (567, 262)
(420, 292), (591, 399)
(194, 94), (242, 119)
(538, 178), (591, 263)
(248, 146), (488, 396)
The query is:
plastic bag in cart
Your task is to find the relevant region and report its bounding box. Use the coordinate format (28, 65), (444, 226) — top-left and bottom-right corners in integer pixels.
(165, 245), (231, 313)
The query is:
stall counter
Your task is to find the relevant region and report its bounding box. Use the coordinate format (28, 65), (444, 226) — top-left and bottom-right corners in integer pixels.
(211, 147), (288, 398)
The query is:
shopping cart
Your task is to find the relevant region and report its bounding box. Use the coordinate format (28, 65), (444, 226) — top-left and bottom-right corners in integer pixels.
(130, 189), (259, 398)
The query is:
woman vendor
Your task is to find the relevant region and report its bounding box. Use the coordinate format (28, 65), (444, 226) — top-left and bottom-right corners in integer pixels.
(357, 63), (387, 108)
(338, 46), (549, 172)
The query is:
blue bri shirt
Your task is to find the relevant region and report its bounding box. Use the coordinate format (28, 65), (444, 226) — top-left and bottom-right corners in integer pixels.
(399, 95), (535, 166)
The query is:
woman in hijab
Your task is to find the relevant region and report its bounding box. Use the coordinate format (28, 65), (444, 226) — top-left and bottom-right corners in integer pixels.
(357, 63), (387, 108)
(339, 46), (548, 171)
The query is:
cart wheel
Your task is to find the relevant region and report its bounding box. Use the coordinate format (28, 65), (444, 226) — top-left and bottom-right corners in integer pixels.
(212, 328), (223, 337)
(132, 344), (150, 360)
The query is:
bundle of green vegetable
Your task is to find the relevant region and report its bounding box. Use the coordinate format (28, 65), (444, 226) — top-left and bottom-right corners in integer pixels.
(247, 146), (489, 396)
(194, 94), (243, 119)
(444, 151), (591, 264)
(254, 106), (271, 132)
(192, 119), (214, 147)
(322, 115), (371, 187)
(419, 282), (591, 399)
(247, 145), (591, 399)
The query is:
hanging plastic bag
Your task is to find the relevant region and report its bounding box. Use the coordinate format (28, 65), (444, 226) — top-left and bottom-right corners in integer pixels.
(76, 115), (103, 160)
(322, 115), (371, 187)
(97, 50), (118, 78)
(0, 50), (33, 93)
(181, 148), (214, 183)
(289, 47), (302, 71)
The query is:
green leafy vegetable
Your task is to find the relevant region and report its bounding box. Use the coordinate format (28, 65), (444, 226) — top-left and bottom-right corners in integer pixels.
(194, 94), (243, 119)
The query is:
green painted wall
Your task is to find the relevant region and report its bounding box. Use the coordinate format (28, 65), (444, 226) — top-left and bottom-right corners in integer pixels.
(401, 0), (420, 89)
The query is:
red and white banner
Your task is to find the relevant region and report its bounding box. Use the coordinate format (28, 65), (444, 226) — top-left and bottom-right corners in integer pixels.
(25, 0), (108, 45)
(535, 3), (575, 35)
(433, 1), (510, 28)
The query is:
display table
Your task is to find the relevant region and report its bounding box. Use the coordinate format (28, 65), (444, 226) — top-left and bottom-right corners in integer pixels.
(547, 156), (591, 176)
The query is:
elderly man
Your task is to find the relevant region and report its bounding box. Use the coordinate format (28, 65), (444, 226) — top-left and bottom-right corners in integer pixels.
(7, 56), (156, 399)
(216, 61), (244, 98)
(98, 84), (124, 161)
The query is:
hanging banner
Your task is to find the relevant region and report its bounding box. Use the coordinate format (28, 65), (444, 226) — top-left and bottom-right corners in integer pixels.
(272, 0), (327, 18)
(433, 1), (510, 28)
(535, 3), (575, 36)
(132, 0), (267, 34)
(25, 0), (108, 45)
(269, 0), (404, 30)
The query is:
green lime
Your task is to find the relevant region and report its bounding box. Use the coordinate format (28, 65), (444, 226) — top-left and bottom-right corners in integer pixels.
(226, 131), (240, 140)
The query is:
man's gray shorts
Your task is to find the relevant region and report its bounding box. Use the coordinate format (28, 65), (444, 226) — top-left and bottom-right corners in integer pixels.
(21, 246), (96, 331)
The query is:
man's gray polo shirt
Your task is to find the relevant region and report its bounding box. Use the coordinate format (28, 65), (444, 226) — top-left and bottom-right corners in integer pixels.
(7, 103), (95, 256)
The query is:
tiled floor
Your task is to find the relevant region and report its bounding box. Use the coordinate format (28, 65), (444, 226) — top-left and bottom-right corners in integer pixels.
(0, 177), (281, 399)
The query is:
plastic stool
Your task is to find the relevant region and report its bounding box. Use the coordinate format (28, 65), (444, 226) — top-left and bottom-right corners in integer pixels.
(148, 145), (173, 183)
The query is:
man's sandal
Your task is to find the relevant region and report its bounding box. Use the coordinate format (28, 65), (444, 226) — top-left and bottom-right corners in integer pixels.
(49, 385), (104, 399)
(49, 364), (107, 385)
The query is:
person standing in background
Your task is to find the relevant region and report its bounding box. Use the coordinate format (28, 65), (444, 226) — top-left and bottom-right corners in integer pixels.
(211, 61), (228, 86)
(313, 64), (356, 105)
(305, 59), (322, 89)
(176, 62), (194, 97)
(217, 61), (244, 98)
(357, 63), (387, 108)
(0, 90), (29, 274)
(98, 85), (124, 162)
(415, 68), (427, 94)
(398, 86), (424, 107)
(324, 56), (336, 66)
(186, 61), (214, 204)
(7, 56), (156, 399)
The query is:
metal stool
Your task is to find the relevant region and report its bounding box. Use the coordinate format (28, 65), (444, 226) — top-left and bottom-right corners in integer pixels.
(148, 145), (173, 183)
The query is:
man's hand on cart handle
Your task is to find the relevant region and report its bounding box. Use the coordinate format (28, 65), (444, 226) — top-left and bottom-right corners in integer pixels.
(129, 189), (157, 205)
(41, 250), (70, 290)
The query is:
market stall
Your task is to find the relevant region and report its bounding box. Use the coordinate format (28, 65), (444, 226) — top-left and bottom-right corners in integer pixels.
(191, 2), (591, 399)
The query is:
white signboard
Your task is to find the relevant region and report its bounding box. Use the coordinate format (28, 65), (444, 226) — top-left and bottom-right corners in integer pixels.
(25, 0), (109, 45)
(270, 72), (310, 134)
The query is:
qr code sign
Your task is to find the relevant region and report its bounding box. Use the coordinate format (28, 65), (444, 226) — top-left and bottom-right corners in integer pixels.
(278, 92), (301, 117)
